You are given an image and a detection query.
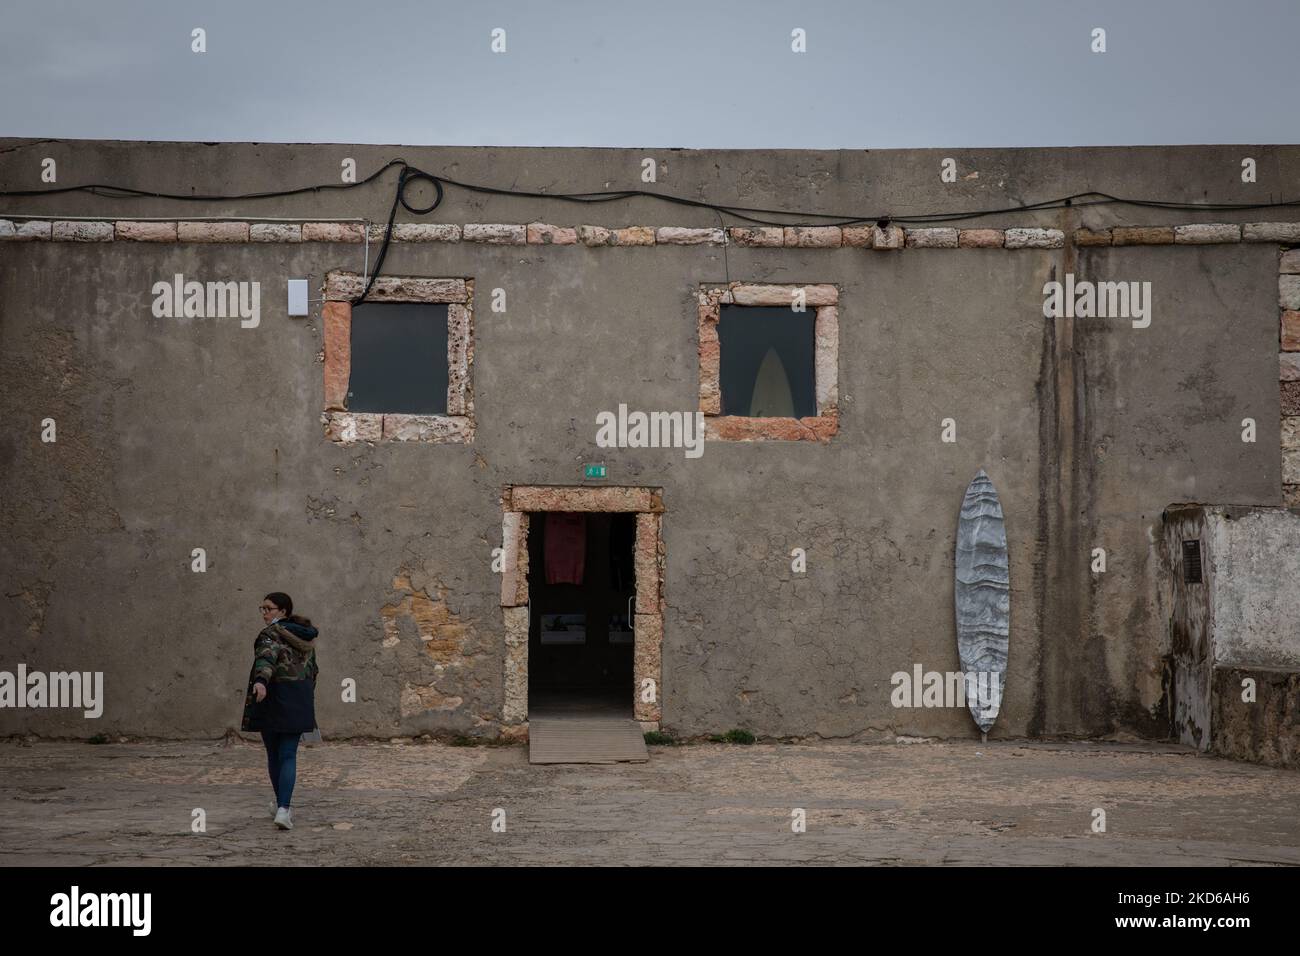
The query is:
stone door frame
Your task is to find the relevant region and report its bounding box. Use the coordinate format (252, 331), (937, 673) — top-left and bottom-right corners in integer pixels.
(500, 485), (665, 731)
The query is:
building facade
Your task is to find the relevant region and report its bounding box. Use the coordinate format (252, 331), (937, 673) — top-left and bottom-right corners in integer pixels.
(1, 140), (1298, 756)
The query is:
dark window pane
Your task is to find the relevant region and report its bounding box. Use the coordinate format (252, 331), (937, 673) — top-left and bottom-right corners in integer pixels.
(718, 305), (816, 418)
(348, 303), (448, 414)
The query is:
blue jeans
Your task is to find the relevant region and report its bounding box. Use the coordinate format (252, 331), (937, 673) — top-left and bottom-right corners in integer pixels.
(260, 730), (301, 808)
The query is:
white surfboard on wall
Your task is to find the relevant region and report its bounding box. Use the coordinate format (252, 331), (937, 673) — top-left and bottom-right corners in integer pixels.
(955, 469), (1010, 737)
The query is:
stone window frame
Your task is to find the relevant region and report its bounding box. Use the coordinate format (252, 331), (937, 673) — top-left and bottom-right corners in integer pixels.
(698, 282), (839, 441)
(320, 271), (475, 443)
(499, 485), (666, 732)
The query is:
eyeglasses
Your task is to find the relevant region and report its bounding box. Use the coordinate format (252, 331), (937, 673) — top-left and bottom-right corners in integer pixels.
(259, 605), (279, 613)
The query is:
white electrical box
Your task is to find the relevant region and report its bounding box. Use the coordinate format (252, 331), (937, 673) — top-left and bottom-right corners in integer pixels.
(287, 279), (309, 317)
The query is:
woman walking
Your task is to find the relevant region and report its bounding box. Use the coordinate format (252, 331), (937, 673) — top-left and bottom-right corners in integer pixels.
(241, 592), (319, 830)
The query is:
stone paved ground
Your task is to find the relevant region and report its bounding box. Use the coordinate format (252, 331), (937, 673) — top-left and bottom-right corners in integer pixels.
(2, 737), (1298, 866)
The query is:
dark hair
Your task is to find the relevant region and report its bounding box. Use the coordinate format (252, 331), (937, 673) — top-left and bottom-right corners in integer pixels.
(264, 592), (313, 628)
(264, 592), (293, 615)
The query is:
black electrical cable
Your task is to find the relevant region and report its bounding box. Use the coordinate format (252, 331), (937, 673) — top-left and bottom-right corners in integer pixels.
(398, 170), (443, 215)
(0, 158), (411, 202)
(4, 159), (1295, 224)
(3, 158), (1297, 299)
(355, 167), (446, 304)
(424, 174), (1300, 227)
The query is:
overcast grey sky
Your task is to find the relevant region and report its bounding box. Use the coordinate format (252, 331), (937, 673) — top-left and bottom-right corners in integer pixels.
(1, 0), (1297, 147)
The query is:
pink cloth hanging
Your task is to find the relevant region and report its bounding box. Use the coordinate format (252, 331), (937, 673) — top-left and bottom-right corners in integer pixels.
(545, 512), (586, 585)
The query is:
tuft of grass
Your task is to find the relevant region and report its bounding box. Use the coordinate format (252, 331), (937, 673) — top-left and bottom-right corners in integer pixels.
(719, 728), (756, 745)
(644, 730), (675, 746)
(449, 734), (517, 747)
(87, 734), (110, 745)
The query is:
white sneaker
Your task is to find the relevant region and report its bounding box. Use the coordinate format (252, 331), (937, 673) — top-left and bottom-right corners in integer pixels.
(270, 801), (278, 819)
(274, 807), (293, 830)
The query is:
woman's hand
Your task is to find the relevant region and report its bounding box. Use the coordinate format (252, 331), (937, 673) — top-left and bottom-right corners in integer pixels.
(253, 683), (267, 703)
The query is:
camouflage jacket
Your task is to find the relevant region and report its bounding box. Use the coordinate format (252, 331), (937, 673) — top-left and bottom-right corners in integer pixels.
(240, 620), (319, 733)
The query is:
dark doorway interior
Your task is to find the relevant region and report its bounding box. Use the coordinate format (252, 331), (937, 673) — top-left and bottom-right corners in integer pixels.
(528, 511), (635, 716)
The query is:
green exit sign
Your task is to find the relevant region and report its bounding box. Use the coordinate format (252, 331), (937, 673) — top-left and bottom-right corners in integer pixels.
(584, 463), (607, 480)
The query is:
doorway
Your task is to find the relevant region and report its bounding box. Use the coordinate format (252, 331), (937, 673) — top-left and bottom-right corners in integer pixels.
(527, 512), (636, 717)
(499, 485), (665, 733)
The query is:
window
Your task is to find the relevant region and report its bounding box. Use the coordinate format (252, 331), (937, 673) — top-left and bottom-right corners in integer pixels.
(321, 272), (474, 443)
(718, 305), (816, 418)
(348, 303), (449, 414)
(698, 283), (839, 441)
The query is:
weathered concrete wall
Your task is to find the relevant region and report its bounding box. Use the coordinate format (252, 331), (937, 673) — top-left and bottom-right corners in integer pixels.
(1207, 508), (1300, 668)
(1212, 665), (1300, 769)
(1162, 506), (1300, 765)
(0, 139), (1295, 741)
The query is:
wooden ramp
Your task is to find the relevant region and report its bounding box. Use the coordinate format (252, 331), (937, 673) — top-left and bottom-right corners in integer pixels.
(528, 716), (649, 764)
